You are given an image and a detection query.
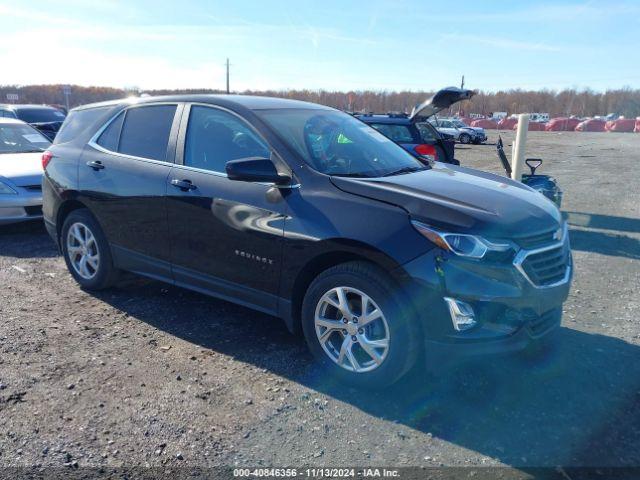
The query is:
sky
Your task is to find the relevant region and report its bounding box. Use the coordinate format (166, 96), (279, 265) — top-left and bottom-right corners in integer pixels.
(0, 0), (639, 92)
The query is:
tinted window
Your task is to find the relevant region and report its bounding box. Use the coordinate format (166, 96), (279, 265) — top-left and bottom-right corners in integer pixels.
(184, 106), (270, 173)
(55, 106), (111, 144)
(369, 123), (415, 142)
(96, 112), (125, 151)
(15, 107), (66, 123)
(118, 105), (177, 161)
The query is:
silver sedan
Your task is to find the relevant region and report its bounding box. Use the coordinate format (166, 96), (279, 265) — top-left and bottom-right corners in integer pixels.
(0, 118), (50, 225)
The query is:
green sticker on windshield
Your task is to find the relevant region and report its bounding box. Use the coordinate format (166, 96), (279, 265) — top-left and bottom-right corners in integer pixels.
(337, 133), (353, 144)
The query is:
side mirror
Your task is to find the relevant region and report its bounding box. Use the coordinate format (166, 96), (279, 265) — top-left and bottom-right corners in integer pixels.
(226, 157), (291, 185)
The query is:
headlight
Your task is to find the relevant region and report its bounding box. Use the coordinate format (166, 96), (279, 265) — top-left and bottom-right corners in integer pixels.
(411, 221), (510, 259)
(0, 180), (17, 195)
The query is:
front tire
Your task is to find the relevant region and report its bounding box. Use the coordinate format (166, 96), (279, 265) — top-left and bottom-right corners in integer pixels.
(61, 209), (119, 290)
(301, 261), (419, 388)
(459, 133), (472, 144)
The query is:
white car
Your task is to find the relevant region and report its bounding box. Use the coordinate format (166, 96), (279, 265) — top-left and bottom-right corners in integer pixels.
(429, 118), (487, 144)
(0, 118), (50, 225)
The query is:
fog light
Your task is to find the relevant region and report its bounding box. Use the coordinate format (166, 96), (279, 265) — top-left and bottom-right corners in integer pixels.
(444, 297), (477, 332)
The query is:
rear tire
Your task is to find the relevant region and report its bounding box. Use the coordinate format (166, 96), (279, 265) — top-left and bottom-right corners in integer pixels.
(301, 261), (419, 388)
(61, 209), (119, 290)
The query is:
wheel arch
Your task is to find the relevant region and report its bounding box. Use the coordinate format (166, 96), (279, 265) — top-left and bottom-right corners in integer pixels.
(285, 240), (413, 335)
(55, 198), (90, 243)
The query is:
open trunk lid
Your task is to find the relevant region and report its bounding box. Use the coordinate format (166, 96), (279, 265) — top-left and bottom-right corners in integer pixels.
(409, 87), (475, 122)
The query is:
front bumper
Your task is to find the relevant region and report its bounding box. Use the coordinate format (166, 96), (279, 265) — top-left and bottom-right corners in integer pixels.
(0, 189), (43, 225)
(426, 307), (562, 359)
(401, 240), (572, 358)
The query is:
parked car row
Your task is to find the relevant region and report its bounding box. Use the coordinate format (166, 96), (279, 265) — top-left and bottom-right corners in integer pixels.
(0, 88), (480, 229)
(454, 115), (640, 133)
(0, 104), (66, 140)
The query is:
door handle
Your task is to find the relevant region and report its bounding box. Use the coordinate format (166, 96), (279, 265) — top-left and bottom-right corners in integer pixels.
(86, 160), (105, 170)
(170, 178), (197, 191)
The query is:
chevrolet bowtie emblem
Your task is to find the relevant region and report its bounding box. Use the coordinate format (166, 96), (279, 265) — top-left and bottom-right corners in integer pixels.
(553, 227), (562, 241)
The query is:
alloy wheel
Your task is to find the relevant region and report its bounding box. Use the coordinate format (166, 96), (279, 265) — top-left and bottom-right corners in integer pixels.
(314, 286), (390, 373)
(66, 222), (100, 280)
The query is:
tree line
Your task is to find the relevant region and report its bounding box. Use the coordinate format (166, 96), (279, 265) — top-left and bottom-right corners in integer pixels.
(2, 84), (639, 118)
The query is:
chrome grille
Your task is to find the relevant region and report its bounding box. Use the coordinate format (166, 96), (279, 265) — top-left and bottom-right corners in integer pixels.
(513, 224), (571, 288)
(521, 243), (570, 286)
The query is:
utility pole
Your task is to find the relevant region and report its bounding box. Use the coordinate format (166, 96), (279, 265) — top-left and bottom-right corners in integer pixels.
(460, 75), (465, 89)
(225, 58), (230, 94)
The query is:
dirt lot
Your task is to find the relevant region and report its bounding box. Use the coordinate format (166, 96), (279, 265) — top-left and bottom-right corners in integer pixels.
(1, 131), (639, 472)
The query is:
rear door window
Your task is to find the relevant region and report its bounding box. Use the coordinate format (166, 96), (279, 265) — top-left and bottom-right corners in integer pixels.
(117, 105), (177, 161)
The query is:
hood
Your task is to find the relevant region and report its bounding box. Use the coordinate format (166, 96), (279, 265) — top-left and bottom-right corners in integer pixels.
(0, 152), (44, 186)
(409, 87), (475, 121)
(464, 126), (484, 133)
(330, 163), (562, 239)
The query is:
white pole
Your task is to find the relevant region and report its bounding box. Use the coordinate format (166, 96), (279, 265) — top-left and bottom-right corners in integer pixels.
(511, 114), (530, 181)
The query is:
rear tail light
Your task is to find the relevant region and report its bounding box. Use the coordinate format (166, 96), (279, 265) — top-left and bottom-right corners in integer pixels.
(42, 150), (53, 170)
(414, 144), (437, 161)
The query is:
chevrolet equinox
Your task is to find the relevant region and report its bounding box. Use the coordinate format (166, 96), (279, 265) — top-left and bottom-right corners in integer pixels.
(42, 95), (572, 388)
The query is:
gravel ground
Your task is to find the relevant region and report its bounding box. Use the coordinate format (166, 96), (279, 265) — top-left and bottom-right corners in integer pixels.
(1, 131), (639, 472)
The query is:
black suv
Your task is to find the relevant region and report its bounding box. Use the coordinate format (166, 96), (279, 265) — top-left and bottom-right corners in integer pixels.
(43, 95), (572, 387)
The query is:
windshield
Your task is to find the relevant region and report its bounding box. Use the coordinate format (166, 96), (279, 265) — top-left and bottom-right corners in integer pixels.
(0, 123), (51, 153)
(452, 120), (468, 128)
(15, 108), (66, 124)
(257, 109), (426, 177)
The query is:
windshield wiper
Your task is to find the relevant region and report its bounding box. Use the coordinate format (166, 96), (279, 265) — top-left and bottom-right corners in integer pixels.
(382, 166), (427, 177)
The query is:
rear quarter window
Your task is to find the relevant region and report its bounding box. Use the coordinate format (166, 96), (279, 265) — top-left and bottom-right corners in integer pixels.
(55, 106), (113, 144)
